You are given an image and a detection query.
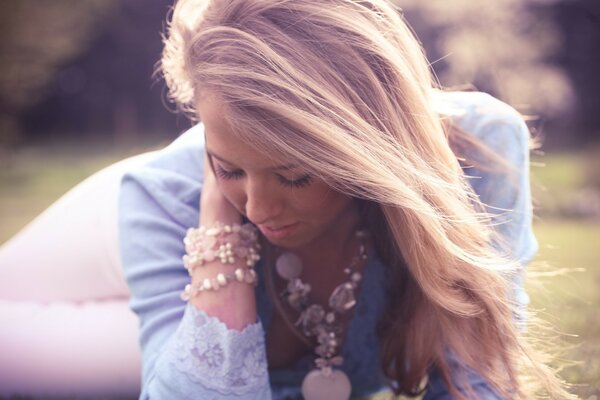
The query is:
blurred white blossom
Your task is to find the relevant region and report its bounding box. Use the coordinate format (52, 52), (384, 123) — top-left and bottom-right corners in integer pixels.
(397, 0), (575, 115)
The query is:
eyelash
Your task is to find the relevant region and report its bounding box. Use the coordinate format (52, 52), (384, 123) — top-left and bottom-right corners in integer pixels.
(214, 165), (313, 188)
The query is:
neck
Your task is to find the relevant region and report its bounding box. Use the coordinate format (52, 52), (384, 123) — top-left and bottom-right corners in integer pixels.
(294, 200), (362, 277)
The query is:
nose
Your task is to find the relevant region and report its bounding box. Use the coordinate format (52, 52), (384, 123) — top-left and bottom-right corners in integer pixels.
(244, 178), (283, 225)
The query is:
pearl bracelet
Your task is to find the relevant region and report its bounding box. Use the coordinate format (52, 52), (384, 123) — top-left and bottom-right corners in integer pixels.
(182, 222), (261, 274)
(180, 267), (258, 301)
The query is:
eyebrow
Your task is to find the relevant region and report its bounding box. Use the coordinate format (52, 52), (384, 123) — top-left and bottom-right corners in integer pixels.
(206, 149), (299, 171)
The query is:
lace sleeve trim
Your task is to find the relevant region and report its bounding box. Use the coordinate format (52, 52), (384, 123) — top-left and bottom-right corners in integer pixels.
(168, 303), (269, 396)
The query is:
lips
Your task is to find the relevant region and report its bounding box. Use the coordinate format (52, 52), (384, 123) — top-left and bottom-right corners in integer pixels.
(257, 222), (299, 240)
(263, 223), (295, 230)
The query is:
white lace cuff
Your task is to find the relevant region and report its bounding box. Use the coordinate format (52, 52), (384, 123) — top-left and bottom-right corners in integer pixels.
(168, 303), (270, 396)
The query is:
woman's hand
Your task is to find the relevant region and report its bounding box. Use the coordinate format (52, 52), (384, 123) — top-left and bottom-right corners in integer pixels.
(190, 149), (256, 331)
(200, 150), (241, 226)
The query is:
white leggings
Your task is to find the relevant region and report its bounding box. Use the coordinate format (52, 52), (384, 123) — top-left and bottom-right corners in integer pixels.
(0, 153), (154, 398)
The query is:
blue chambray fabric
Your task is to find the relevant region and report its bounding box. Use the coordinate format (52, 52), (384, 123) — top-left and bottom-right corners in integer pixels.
(118, 91), (535, 399)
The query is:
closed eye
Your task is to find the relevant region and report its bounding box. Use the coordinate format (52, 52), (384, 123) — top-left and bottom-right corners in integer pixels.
(214, 165), (244, 180)
(276, 174), (313, 188)
(214, 165), (313, 189)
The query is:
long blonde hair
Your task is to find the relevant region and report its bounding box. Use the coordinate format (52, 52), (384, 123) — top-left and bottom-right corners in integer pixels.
(161, 0), (571, 398)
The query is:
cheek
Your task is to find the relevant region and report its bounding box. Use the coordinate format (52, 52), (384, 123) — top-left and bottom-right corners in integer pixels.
(291, 185), (350, 219)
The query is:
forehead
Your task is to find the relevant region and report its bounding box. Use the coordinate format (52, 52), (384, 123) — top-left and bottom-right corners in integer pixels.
(197, 93), (292, 170)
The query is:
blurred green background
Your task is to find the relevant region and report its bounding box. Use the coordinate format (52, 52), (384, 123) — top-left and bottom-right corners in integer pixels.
(0, 0), (599, 399)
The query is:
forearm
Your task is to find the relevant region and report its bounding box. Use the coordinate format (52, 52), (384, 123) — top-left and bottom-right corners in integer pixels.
(189, 263), (258, 331)
(190, 183), (259, 330)
(119, 136), (272, 399)
(144, 234), (268, 399)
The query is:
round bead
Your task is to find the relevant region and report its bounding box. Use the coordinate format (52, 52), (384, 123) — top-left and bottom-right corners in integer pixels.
(180, 284), (192, 301)
(235, 268), (245, 282)
(216, 273), (227, 286)
(356, 229), (368, 238)
(204, 250), (216, 262)
(245, 269), (256, 284)
(276, 252), (303, 279)
(325, 312), (336, 324)
(206, 227), (219, 236)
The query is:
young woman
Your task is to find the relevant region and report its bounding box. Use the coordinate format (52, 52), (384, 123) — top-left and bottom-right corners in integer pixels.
(118, 0), (571, 398)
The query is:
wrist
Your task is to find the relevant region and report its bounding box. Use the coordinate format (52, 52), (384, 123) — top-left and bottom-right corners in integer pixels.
(182, 222), (260, 275)
(180, 219), (260, 330)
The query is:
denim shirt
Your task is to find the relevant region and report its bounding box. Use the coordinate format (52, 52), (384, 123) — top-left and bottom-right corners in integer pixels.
(118, 91), (536, 399)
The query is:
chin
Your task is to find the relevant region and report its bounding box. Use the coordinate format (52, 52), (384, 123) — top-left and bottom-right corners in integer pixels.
(268, 231), (321, 252)
(264, 235), (302, 250)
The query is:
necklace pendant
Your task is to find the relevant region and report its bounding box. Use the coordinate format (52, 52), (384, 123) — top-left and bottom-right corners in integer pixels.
(298, 304), (325, 335)
(329, 282), (356, 312)
(275, 252), (303, 279)
(301, 369), (351, 400)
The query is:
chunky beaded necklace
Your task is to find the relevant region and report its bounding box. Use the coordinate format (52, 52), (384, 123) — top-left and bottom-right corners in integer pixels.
(273, 229), (369, 400)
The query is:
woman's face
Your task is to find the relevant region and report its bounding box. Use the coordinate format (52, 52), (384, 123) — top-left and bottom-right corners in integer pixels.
(197, 93), (359, 250)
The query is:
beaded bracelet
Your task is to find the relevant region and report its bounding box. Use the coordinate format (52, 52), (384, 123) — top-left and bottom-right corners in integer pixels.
(180, 267), (258, 301)
(182, 222), (261, 274)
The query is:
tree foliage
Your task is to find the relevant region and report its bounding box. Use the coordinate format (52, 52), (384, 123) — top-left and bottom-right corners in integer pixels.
(0, 0), (116, 143)
(0, 0), (596, 147)
(396, 0), (574, 118)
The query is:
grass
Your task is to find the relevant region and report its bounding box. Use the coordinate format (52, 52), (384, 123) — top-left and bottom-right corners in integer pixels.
(0, 144), (598, 399)
(0, 142), (164, 245)
(529, 219), (600, 397)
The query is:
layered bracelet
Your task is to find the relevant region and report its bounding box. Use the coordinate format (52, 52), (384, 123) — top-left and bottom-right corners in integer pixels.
(182, 222), (261, 274)
(180, 222), (261, 301)
(180, 267), (258, 301)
